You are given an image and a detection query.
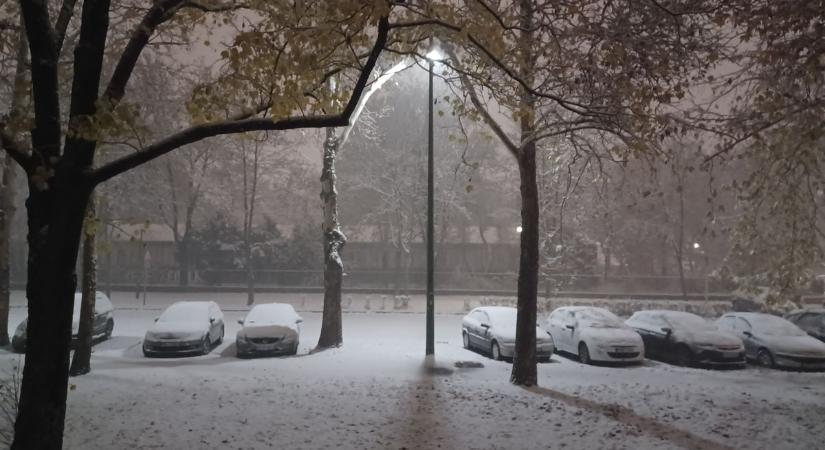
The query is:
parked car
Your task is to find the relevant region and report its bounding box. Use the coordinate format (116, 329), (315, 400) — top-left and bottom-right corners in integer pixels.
(544, 306), (644, 364)
(142, 301), (224, 357)
(784, 308), (825, 343)
(626, 310), (745, 368)
(11, 291), (115, 353)
(461, 306), (555, 361)
(716, 312), (825, 369)
(236, 303), (302, 358)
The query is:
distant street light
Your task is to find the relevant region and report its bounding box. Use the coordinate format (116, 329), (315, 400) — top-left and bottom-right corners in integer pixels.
(425, 46), (444, 357)
(693, 242), (701, 249)
(516, 226), (523, 233)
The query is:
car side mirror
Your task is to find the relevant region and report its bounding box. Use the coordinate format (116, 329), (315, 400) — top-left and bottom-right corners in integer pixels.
(237, 319), (244, 325)
(480, 323), (490, 329)
(661, 327), (672, 336)
(565, 324), (575, 331)
(153, 317), (158, 322)
(743, 331), (753, 337)
(209, 317), (215, 324)
(296, 318), (303, 324)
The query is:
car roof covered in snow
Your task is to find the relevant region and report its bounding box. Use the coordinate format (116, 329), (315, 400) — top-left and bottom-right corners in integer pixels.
(245, 303), (301, 325)
(158, 301), (211, 322)
(475, 306), (517, 324)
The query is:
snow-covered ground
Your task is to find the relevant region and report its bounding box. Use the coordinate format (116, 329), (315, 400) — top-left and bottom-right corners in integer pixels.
(1, 292), (824, 450)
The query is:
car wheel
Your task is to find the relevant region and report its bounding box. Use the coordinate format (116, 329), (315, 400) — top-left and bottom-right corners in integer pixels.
(201, 335), (212, 355)
(216, 325), (224, 345)
(548, 333), (557, 353)
(675, 345), (693, 367)
(291, 341), (299, 356)
(757, 348), (775, 368)
(462, 331), (470, 349)
(491, 341), (502, 361)
(104, 319), (114, 340)
(142, 343), (151, 358)
(578, 342), (591, 365)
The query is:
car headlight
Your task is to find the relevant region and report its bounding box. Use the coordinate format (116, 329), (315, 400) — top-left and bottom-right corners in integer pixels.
(695, 343), (717, 350)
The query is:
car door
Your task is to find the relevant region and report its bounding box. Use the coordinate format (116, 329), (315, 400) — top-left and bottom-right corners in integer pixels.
(632, 315), (658, 356)
(644, 315), (671, 359)
(466, 310), (486, 348)
(91, 292), (108, 336)
(557, 311), (577, 353)
(733, 317), (757, 358)
(545, 310), (565, 351)
(476, 311), (493, 349)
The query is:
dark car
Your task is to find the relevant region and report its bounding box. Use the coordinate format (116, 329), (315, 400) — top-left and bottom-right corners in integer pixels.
(785, 309), (825, 343)
(12, 291), (115, 353)
(625, 310), (745, 368)
(717, 312), (825, 369)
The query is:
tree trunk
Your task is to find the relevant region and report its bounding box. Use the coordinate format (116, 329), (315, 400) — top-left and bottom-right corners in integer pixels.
(317, 127), (346, 349)
(14, 0), (109, 446)
(178, 237), (190, 286)
(511, 141), (539, 386)
(510, 0), (538, 387)
(246, 244), (255, 306)
(70, 194), (97, 376)
(0, 155), (16, 347)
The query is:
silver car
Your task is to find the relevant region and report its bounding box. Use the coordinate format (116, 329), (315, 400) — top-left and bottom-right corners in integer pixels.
(143, 301), (225, 357)
(236, 303), (303, 358)
(461, 306), (554, 361)
(716, 312), (825, 369)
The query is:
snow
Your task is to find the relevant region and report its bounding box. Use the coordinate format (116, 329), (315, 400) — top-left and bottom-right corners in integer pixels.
(242, 303), (301, 328)
(739, 313), (807, 337)
(1, 292), (825, 449)
(157, 301), (211, 323)
(654, 310), (718, 331)
(573, 307), (626, 329)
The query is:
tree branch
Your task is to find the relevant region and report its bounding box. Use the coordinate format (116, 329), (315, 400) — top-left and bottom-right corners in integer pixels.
(103, 0), (186, 103)
(90, 15), (391, 185)
(54, 0), (78, 53)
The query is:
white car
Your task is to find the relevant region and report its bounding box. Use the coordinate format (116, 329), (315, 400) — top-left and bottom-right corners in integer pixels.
(461, 306), (555, 361)
(544, 306), (644, 364)
(716, 312), (825, 369)
(236, 303), (303, 357)
(143, 301), (225, 357)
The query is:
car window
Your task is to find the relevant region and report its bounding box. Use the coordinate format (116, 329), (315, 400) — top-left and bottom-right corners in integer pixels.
(796, 313), (824, 329)
(718, 316), (736, 331)
(471, 310), (487, 323)
(735, 318), (752, 331)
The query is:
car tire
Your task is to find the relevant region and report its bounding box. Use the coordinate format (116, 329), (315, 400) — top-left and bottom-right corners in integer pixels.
(291, 342), (299, 356)
(757, 348), (775, 368)
(675, 345), (693, 367)
(578, 342), (591, 365)
(548, 333), (557, 353)
(142, 343), (151, 358)
(491, 341), (502, 361)
(462, 331), (470, 349)
(104, 319), (114, 340)
(201, 335), (212, 355)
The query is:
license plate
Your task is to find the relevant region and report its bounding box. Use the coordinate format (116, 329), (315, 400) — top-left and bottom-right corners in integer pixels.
(613, 347), (635, 353)
(256, 343), (278, 351)
(722, 351), (740, 359)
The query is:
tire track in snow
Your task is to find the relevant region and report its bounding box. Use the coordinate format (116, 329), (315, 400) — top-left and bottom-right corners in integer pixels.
(525, 386), (734, 450)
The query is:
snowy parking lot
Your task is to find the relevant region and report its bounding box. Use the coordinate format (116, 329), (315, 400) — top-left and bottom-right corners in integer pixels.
(1, 293), (824, 450)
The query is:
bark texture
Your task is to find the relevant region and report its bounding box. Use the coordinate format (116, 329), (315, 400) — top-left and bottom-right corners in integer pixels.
(510, 0), (538, 387)
(0, 156), (14, 347)
(317, 127), (346, 348)
(69, 195), (97, 376)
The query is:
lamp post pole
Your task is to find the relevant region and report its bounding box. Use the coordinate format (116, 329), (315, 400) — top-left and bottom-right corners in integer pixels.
(426, 58), (435, 356)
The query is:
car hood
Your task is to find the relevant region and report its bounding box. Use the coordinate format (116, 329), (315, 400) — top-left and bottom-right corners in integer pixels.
(677, 329), (742, 347)
(581, 327), (642, 345)
(758, 334), (825, 356)
(147, 321), (207, 338)
(239, 323), (298, 339)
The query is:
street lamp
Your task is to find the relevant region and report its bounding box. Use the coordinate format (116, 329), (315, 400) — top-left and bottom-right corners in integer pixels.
(425, 47), (443, 356)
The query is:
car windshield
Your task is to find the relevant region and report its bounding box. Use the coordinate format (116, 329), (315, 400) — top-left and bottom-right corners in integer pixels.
(486, 308), (517, 328)
(663, 312), (716, 331)
(158, 303), (207, 323)
(576, 309), (625, 328)
(246, 304), (298, 325)
(750, 315), (807, 336)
